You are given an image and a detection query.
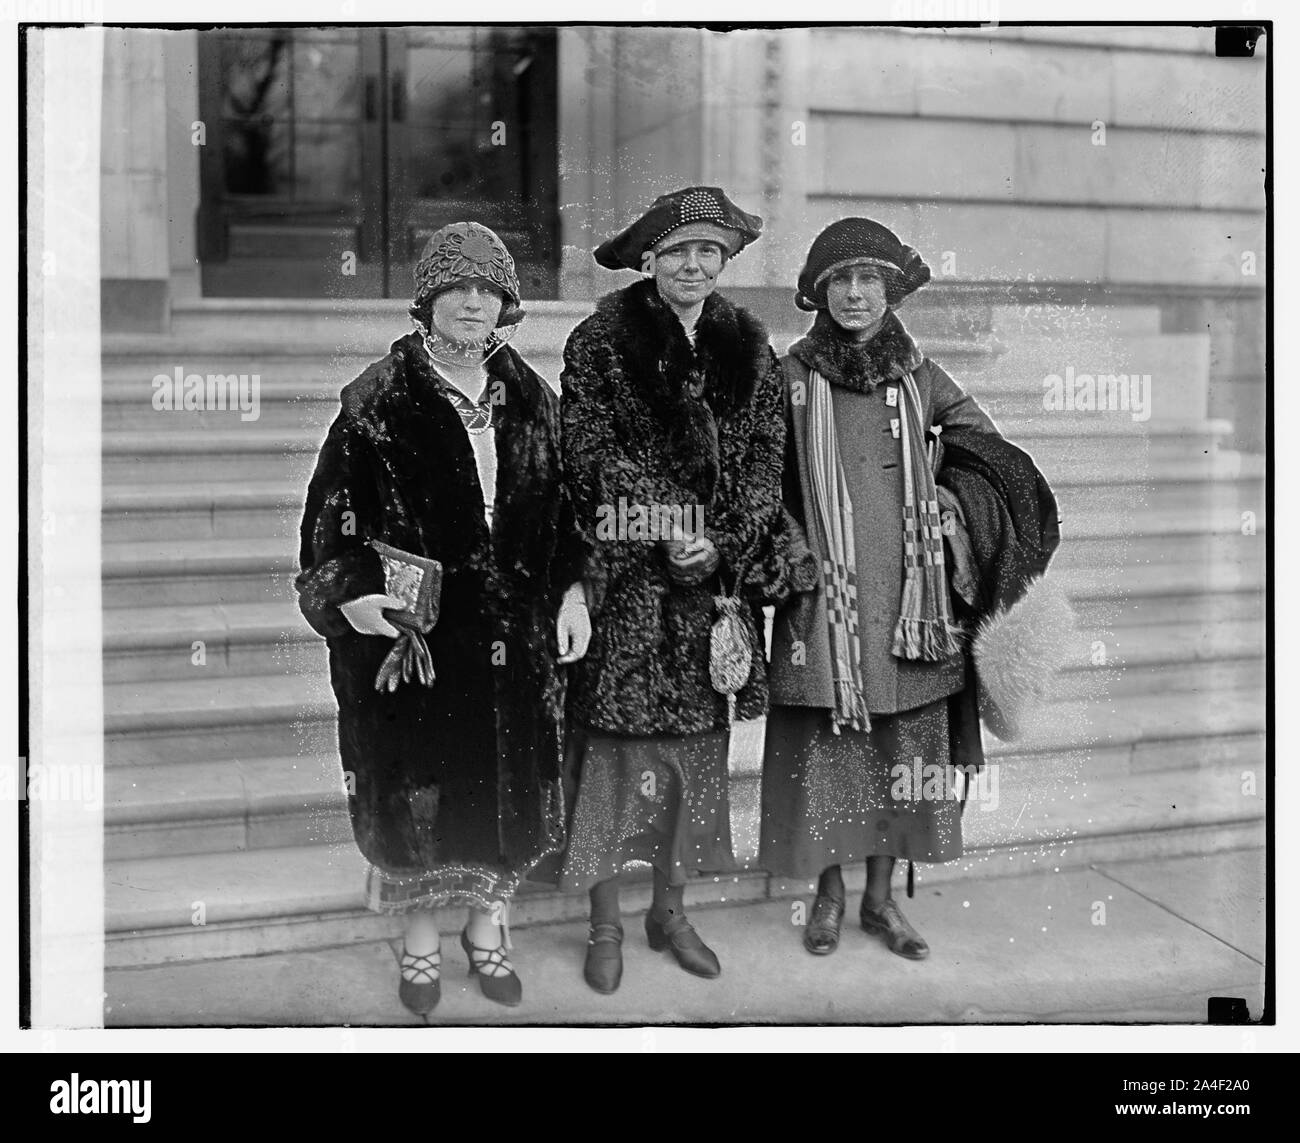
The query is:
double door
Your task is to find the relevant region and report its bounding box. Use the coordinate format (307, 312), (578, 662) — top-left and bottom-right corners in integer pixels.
(196, 27), (559, 298)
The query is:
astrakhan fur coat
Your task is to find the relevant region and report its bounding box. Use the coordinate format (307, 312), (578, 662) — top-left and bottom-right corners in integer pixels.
(560, 277), (816, 737)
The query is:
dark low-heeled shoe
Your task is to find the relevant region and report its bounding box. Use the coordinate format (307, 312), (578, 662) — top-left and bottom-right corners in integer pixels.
(583, 921), (625, 994)
(397, 946), (442, 1016)
(645, 911), (721, 979)
(803, 893), (845, 956)
(460, 928), (523, 1007)
(860, 897), (930, 960)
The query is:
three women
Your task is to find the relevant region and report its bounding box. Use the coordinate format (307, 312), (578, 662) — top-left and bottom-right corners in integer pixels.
(298, 200), (1017, 1013)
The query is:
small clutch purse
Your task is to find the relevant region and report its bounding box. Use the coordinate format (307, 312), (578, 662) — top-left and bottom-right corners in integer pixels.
(368, 540), (443, 693)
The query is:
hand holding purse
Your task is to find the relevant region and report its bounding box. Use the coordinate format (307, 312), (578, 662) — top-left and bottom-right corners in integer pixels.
(366, 540), (444, 694)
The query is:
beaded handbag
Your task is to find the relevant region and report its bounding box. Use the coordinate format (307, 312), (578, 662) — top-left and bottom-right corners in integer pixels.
(368, 540), (444, 693)
(709, 591), (753, 696)
(708, 548), (756, 723)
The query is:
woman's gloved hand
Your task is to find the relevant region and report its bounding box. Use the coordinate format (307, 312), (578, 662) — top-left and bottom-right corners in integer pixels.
(660, 534), (720, 586)
(339, 594), (405, 638)
(556, 582), (592, 664)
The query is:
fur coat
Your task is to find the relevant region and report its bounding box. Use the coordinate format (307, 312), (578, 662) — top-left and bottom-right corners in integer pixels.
(937, 426), (1071, 742)
(295, 333), (587, 896)
(560, 277), (816, 737)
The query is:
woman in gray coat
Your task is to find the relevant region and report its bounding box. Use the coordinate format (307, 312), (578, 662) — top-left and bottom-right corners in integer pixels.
(761, 218), (1000, 960)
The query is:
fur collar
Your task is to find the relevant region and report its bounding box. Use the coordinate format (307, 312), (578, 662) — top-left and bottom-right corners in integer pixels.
(788, 308), (924, 393)
(339, 331), (549, 430)
(392, 331), (549, 423)
(593, 276), (769, 419)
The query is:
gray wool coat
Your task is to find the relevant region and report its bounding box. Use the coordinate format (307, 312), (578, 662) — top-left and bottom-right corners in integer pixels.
(768, 310), (1002, 717)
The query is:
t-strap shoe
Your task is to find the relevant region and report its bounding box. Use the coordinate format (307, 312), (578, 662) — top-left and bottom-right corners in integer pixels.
(803, 892), (845, 956)
(859, 897), (930, 960)
(460, 927), (523, 1007)
(397, 945), (442, 1015)
(584, 921), (625, 994)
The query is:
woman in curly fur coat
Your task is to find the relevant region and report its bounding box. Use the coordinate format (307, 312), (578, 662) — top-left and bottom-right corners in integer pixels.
(296, 223), (591, 1017)
(762, 217), (1009, 962)
(544, 187), (816, 994)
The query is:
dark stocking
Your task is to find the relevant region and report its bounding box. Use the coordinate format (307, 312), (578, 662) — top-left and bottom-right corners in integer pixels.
(865, 856), (895, 909)
(650, 867), (685, 923)
(589, 877), (621, 926)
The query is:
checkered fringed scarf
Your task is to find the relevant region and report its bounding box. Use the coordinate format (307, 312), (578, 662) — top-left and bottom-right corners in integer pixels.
(807, 370), (870, 734)
(806, 370), (962, 734)
(892, 371), (963, 661)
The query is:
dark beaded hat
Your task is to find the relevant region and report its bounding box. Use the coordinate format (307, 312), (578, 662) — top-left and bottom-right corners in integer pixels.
(594, 186), (764, 271)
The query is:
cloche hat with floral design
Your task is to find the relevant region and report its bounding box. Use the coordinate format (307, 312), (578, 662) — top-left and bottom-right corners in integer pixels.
(413, 221), (524, 327)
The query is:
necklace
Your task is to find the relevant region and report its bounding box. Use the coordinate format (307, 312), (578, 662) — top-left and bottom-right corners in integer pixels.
(441, 383), (494, 435)
(417, 328), (495, 435)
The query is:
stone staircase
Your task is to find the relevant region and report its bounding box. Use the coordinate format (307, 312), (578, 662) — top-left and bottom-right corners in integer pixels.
(99, 297), (1267, 967)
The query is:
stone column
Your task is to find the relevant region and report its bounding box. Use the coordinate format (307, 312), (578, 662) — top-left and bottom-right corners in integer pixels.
(163, 30), (202, 303)
(557, 27), (617, 301)
(100, 28), (171, 329)
(28, 24), (107, 1030)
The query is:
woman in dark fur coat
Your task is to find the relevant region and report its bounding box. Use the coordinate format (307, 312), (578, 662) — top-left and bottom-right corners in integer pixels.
(762, 217), (1006, 962)
(296, 222), (590, 1016)
(545, 187), (816, 994)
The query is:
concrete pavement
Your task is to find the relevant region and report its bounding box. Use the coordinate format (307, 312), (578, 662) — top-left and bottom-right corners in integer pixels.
(104, 847), (1266, 1027)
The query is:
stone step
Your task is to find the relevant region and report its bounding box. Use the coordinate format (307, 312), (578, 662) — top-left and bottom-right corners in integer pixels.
(1056, 558), (1264, 605)
(98, 414), (1230, 448)
(100, 454), (1264, 505)
(97, 601), (325, 683)
(1054, 653), (1263, 702)
(98, 341), (1054, 432)
(98, 465), (1265, 543)
(106, 754), (353, 862)
(978, 330), (1210, 381)
(99, 379), (1195, 440)
(106, 721), (1266, 865)
(108, 296), (1170, 361)
(99, 537), (292, 609)
(104, 745), (1266, 966)
(110, 298), (592, 357)
(1072, 588), (1263, 630)
(967, 332), (1211, 424)
(100, 646), (1265, 769)
(94, 512), (1264, 612)
(93, 529), (1267, 614)
(101, 339), (994, 388)
(99, 416), (1240, 486)
(1050, 617), (1264, 699)
(1053, 526), (1264, 572)
(110, 295), (1010, 359)
(1052, 462), (1263, 516)
(92, 576), (1263, 686)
